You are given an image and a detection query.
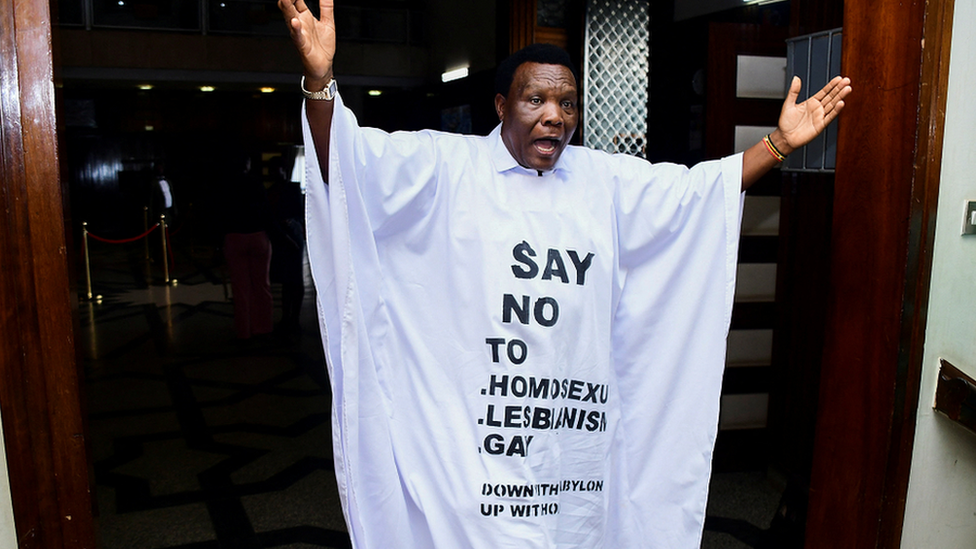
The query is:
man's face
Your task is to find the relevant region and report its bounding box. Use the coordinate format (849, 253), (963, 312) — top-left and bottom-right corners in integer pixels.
(495, 62), (579, 171)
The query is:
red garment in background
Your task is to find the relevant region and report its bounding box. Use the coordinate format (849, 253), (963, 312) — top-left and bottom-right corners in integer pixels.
(224, 231), (273, 339)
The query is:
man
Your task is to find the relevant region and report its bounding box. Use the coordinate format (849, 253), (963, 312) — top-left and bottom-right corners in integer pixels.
(278, 1), (851, 547)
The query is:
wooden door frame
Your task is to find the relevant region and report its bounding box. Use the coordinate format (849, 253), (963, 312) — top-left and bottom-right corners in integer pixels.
(0, 0), (956, 547)
(0, 0), (95, 545)
(805, 0), (955, 546)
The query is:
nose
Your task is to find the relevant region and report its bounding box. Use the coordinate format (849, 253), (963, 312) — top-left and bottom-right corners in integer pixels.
(541, 100), (563, 127)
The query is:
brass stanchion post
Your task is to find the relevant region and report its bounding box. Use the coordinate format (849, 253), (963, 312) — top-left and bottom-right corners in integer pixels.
(82, 222), (93, 300)
(160, 214), (171, 284)
(143, 206), (150, 261)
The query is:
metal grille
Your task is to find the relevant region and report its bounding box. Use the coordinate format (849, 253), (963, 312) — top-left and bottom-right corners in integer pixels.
(583, 0), (649, 157)
(783, 28), (842, 173)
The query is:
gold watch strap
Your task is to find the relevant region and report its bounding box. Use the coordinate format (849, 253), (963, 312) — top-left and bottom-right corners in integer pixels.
(301, 76), (337, 101)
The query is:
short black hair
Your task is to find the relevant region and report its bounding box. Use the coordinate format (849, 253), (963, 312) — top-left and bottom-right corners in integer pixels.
(494, 43), (580, 98)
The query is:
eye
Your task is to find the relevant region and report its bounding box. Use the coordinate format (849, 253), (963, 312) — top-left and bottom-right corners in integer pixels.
(529, 96), (543, 105)
(561, 100), (575, 109)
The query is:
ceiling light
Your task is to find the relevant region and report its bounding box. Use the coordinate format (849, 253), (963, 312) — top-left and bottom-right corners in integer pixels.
(441, 67), (469, 83)
(200, 86), (215, 92)
(260, 87), (275, 93)
(138, 84), (153, 90)
(368, 90), (383, 96)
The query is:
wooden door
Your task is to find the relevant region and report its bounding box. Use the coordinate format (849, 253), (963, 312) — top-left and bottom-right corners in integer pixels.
(705, 23), (789, 475)
(805, 0), (954, 545)
(0, 0), (96, 545)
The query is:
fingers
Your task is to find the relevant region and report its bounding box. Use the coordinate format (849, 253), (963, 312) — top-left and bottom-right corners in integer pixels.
(813, 76), (850, 103)
(278, 0), (298, 19)
(802, 76), (851, 113)
(278, 0), (337, 81)
(802, 76), (850, 129)
(819, 77), (852, 116)
(822, 100), (845, 126)
(278, 0), (311, 24)
(785, 75), (801, 107)
(278, 0), (313, 50)
(278, 0), (309, 41)
(320, 0), (334, 25)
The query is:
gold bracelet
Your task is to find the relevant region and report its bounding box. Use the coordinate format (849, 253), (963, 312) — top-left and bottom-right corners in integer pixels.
(763, 134), (787, 162)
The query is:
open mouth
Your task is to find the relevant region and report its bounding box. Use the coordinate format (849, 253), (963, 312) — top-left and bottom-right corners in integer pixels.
(534, 138), (560, 155)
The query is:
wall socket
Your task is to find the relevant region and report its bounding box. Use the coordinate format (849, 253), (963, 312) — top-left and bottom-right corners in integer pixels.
(964, 201), (976, 236)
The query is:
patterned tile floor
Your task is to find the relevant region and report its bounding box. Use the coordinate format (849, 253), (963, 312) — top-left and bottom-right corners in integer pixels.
(78, 239), (783, 548)
(80, 241), (349, 549)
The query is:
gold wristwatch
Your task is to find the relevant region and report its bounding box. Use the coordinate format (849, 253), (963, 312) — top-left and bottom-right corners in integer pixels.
(301, 76), (337, 101)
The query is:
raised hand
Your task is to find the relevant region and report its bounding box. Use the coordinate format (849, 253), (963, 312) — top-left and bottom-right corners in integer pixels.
(278, 0), (335, 90)
(776, 75), (852, 153)
(741, 75), (852, 189)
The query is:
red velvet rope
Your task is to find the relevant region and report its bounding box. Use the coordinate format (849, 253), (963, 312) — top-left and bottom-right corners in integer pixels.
(87, 223), (160, 244)
(168, 221), (184, 237)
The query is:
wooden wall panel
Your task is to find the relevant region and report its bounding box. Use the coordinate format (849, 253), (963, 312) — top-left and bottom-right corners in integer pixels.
(509, 0), (536, 53)
(0, 0), (96, 545)
(506, 0), (575, 55)
(767, 171), (834, 492)
(790, 0), (845, 37)
(805, 0), (953, 546)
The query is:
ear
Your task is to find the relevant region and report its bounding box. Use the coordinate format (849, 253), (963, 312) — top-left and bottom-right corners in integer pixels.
(494, 93), (506, 121)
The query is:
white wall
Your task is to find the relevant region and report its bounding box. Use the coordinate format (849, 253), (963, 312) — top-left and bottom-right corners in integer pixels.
(901, 1), (976, 546)
(0, 411), (18, 548)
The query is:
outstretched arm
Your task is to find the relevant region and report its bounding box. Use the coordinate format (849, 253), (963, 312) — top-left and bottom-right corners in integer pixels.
(741, 75), (852, 190)
(279, 0), (336, 179)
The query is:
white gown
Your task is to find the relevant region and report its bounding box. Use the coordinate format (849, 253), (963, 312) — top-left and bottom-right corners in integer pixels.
(303, 93), (744, 549)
